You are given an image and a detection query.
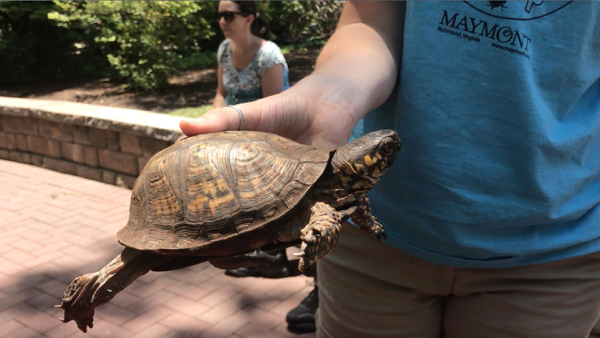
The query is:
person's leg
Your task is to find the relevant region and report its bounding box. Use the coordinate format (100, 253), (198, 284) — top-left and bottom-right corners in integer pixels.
(444, 252), (600, 338)
(316, 222), (452, 338)
(224, 248), (289, 278)
(286, 281), (319, 334)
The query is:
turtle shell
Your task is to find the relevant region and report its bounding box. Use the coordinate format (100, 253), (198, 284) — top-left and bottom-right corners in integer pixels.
(117, 131), (330, 252)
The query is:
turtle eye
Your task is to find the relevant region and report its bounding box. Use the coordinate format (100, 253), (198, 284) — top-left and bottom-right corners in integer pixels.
(381, 138), (395, 156)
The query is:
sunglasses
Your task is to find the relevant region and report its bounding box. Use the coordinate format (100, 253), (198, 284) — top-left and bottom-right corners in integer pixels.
(215, 11), (245, 23)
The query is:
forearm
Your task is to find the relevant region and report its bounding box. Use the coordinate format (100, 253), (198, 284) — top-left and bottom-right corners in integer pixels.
(213, 92), (226, 108)
(261, 64), (285, 98)
(311, 1), (405, 119)
(214, 64), (227, 108)
(180, 2), (406, 148)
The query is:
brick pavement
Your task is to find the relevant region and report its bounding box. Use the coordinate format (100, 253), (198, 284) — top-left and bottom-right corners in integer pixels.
(0, 159), (316, 338)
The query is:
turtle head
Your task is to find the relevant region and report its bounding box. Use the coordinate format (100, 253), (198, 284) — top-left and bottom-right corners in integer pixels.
(332, 129), (401, 190)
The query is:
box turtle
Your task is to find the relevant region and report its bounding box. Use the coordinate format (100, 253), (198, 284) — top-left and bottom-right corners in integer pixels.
(57, 129), (401, 332)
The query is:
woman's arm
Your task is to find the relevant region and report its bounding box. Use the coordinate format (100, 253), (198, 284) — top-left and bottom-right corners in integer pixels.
(261, 63), (285, 98)
(213, 65), (227, 108)
(312, 1), (405, 115)
(181, 1), (406, 148)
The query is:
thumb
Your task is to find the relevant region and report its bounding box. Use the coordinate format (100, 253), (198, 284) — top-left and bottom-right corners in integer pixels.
(179, 93), (302, 137)
(179, 105), (245, 136)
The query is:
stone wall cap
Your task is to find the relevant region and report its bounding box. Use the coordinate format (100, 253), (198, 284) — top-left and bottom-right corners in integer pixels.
(0, 96), (186, 141)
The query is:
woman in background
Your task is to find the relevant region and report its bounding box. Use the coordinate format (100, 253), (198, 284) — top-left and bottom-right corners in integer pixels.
(214, 1), (288, 107)
(214, 0), (289, 278)
(214, 2), (316, 334)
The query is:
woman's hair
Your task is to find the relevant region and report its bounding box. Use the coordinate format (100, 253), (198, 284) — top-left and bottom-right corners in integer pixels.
(233, 1), (271, 40)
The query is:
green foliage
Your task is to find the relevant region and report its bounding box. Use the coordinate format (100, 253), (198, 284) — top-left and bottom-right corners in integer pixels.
(169, 105), (213, 118)
(175, 50), (217, 71)
(262, 1), (343, 45)
(49, 1), (215, 90)
(280, 40), (326, 55)
(0, 1), (342, 90)
(0, 2), (109, 84)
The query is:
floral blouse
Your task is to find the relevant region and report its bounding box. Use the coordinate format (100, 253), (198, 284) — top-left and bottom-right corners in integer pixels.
(218, 39), (289, 105)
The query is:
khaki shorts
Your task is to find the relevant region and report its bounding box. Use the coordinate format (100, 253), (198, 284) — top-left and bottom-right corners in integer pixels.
(316, 223), (600, 338)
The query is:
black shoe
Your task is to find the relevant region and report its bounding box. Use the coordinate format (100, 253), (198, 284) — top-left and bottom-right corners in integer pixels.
(286, 286), (318, 334)
(225, 249), (289, 279)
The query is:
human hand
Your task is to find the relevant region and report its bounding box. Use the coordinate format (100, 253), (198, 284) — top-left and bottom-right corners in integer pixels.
(179, 74), (365, 149)
(181, 1), (403, 148)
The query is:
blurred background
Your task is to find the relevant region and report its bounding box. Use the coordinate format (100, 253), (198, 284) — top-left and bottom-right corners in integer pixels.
(0, 1), (342, 117)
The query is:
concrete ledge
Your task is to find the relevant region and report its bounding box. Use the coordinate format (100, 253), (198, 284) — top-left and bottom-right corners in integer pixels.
(0, 96), (183, 141)
(0, 96), (185, 188)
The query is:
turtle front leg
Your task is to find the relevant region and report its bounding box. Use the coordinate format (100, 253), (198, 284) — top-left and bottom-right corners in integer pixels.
(57, 248), (167, 332)
(297, 202), (341, 272)
(350, 197), (386, 241)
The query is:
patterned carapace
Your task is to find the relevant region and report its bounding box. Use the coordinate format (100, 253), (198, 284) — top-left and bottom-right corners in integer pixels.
(57, 129), (401, 333)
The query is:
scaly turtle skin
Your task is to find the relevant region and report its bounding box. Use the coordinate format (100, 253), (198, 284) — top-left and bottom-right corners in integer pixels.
(57, 130), (401, 332)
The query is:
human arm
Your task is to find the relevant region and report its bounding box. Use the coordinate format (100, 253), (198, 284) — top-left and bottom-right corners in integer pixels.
(213, 64), (227, 108)
(180, 1), (406, 148)
(261, 63), (285, 98)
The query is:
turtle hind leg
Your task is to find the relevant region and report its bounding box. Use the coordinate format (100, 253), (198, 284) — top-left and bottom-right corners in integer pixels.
(209, 251), (270, 270)
(57, 248), (168, 332)
(151, 255), (210, 272)
(297, 202), (341, 273)
(350, 197), (386, 241)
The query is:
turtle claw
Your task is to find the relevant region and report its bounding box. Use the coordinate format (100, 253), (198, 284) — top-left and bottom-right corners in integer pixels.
(58, 274), (98, 332)
(298, 242), (317, 272)
(351, 198), (387, 242)
(57, 249), (160, 333)
(366, 217), (387, 242)
(298, 202), (341, 273)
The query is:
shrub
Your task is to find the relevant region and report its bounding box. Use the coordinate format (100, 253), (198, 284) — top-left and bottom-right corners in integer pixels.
(0, 1), (342, 89)
(0, 2), (108, 84)
(49, 1), (215, 90)
(262, 1), (343, 45)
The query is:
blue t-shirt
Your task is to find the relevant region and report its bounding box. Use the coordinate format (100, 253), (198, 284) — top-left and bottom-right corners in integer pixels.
(354, 1), (600, 268)
(218, 40), (289, 106)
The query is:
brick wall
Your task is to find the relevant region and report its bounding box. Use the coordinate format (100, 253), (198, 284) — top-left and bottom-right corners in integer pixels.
(0, 98), (183, 189)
